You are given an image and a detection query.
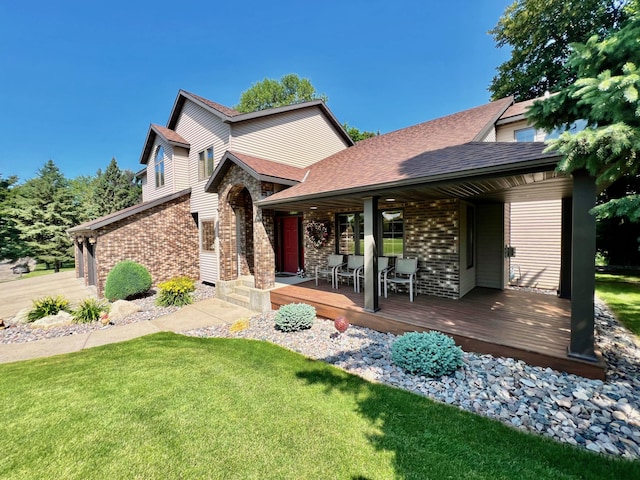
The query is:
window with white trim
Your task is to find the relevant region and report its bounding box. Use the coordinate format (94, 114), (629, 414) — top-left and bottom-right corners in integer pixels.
(381, 210), (404, 257)
(514, 127), (536, 142)
(201, 219), (215, 252)
(154, 146), (165, 188)
(198, 146), (214, 181)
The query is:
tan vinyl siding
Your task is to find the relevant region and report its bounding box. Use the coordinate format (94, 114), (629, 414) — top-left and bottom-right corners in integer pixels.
(140, 172), (150, 201)
(173, 146), (190, 191)
(504, 203), (511, 288)
(481, 127), (496, 142)
(143, 139), (174, 201)
(476, 203), (505, 289)
(174, 99), (230, 283)
(496, 119), (546, 142)
(230, 107), (349, 168)
(510, 200), (561, 290)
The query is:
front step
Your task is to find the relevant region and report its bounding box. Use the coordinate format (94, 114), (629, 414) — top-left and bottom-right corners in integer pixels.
(234, 285), (251, 298)
(226, 292), (251, 310)
(216, 277), (272, 312)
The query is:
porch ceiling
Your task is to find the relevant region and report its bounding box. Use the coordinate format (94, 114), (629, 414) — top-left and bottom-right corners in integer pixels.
(264, 170), (573, 212)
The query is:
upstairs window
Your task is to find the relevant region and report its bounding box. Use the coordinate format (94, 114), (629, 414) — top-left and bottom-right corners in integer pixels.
(154, 146), (165, 188)
(514, 127), (536, 142)
(198, 146), (215, 181)
(545, 119), (588, 140)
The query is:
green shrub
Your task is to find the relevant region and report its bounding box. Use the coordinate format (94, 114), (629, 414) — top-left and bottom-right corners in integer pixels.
(156, 276), (196, 307)
(391, 331), (464, 377)
(274, 303), (316, 332)
(73, 298), (109, 324)
(104, 261), (152, 301)
(27, 295), (72, 322)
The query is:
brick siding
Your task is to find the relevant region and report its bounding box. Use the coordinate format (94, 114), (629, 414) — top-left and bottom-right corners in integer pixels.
(217, 165), (275, 289)
(303, 199), (461, 299)
(74, 193), (199, 297)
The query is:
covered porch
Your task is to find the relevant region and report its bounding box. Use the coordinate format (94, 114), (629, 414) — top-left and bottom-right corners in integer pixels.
(270, 281), (606, 380)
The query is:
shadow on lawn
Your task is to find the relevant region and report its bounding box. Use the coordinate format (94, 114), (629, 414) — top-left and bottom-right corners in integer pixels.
(294, 365), (530, 479)
(295, 359), (640, 480)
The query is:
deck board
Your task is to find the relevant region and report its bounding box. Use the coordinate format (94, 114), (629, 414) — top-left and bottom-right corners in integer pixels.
(270, 281), (605, 379)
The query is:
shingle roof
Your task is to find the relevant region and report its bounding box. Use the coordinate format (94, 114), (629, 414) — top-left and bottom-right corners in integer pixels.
(151, 124), (189, 146)
(260, 97), (521, 204)
(230, 151), (308, 182)
(499, 98), (537, 122)
(68, 189), (191, 233)
(181, 91), (242, 118)
(205, 151), (308, 193)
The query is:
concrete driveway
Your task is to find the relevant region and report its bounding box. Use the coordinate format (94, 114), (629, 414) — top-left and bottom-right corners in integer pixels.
(0, 271), (96, 320)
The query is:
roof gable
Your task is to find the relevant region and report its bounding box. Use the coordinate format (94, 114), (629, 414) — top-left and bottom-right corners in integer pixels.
(139, 124), (191, 165)
(205, 151), (308, 193)
(138, 90), (354, 168)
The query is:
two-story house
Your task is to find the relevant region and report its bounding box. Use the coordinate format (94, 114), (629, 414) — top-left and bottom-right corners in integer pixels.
(69, 90), (601, 377)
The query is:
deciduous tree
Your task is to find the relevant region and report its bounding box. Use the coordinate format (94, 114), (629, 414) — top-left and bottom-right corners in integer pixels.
(342, 123), (378, 143)
(489, 0), (627, 101)
(236, 74), (327, 113)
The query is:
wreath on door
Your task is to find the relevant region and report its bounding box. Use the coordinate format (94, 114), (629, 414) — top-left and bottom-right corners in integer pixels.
(305, 221), (330, 249)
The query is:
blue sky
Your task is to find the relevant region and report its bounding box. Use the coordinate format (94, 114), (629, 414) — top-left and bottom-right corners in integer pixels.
(0, 0), (512, 182)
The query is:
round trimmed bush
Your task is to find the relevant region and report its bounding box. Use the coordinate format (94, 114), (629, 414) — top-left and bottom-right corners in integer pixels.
(104, 261), (152, 301)
(274, 303), (316, 332)
(391, 331), (464, 377)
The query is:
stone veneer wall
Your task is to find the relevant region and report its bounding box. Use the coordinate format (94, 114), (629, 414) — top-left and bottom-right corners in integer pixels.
(217, 165), (275, 289)
(84, 193), (199, 297)
(302, 199), (461, 299)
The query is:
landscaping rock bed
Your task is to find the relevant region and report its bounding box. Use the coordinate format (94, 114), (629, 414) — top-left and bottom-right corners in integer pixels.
(0, 283), (216, 343)
(184, 299), (640, 460)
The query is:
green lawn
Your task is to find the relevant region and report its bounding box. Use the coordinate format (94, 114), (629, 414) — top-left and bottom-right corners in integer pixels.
(0, 334), (638, 479)
(596, 273), (640, 336)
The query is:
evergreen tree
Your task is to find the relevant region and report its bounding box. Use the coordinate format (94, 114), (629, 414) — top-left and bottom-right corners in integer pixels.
(0, 174), (26, 260)
(92, 158), (141, 217)
(10, 160), (78, 271)
(69, 174), (100, 223)
(527, 1), (640, 223)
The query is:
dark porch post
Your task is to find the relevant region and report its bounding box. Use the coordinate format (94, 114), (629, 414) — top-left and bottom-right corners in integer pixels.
(558, 197), (572, 299)
(568, 170), (597, 361)
(363, 196), (379, 312)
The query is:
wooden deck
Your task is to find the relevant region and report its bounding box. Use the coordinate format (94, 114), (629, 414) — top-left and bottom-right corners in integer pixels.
(270, 281), (605, 379)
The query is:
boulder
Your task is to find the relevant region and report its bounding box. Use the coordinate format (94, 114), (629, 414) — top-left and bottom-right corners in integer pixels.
(108, 300), (142, 321)
(6, 308), (31, 326)
(30, 311), (73, 329)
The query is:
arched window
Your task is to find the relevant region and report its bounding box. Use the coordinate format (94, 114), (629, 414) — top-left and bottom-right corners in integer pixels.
(154, 146), (165, 188)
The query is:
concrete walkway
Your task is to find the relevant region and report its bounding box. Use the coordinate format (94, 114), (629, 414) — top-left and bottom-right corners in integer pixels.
(0, 297), (258, 364)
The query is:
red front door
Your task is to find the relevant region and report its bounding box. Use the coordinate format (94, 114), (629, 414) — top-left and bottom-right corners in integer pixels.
(282, 217), (300, 273)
